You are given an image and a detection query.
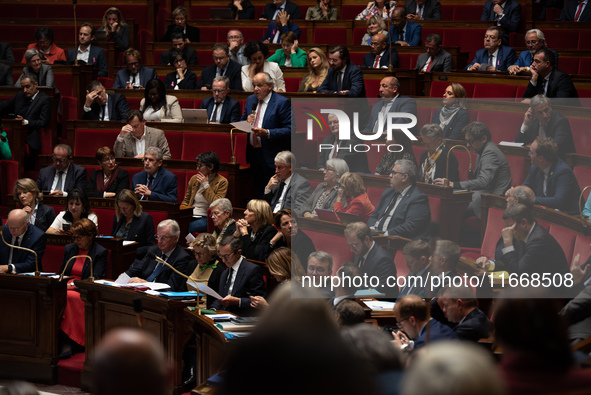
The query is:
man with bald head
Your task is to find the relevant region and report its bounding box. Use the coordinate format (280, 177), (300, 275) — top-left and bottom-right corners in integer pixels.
(389, 8), (422, 46)
(362, 33), (398, 69)
(0, 208), (47, 273)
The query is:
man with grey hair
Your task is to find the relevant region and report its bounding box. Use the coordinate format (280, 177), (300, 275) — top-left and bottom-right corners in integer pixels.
(264, 150), (311, 215)
(368, 159), (431, 239)
(316, 113), (369, 173)
(515, 94), (574, 158)
(228, 29), (248, 66)
(415, 33), (452, 72)
(200, 75), (241, 123)
(37, 143), (87, 196)
(241, 72), (291, 197)
(131, 146), (177, 202)
(0, 208), (47, 274)
(364, 76), (417, 136)
(114, 109), (171, 159)
(508, 29), (556, 75)
(122, 219), (191, 291)
(197, 43), (243, 91)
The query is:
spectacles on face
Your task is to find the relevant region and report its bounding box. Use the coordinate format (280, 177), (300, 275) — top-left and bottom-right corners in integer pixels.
(325, 167), (335, 172)
(212, 89), (225, 94)
(127, 62), (139, 67)
(7, 223), (26, 232)
(52, 156), (68, 164)
(525, 40), (539, 45)
(465, 138), (475, 145)
(346, 242), (360, 249)
(219, 252), (235, 260)
(193, 251), (206, 257)
(228, 35), (242, 40)
(328, 58), (340, 64)
(101, 157), (116, 163)
(155, 235), (172, 241)
(307, 266), (328, 274)
(396, 317), (409, 329)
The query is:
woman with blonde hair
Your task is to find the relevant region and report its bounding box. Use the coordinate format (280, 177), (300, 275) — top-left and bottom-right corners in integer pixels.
(298, 47), (329, 92)
(98, 7), (129, 51)
(360, 15), (389, 45)
(334, 172), (375, 223)
(234, 199), (275, 261)
(431, 82), (470, 140)
(13, 178), (55, 232)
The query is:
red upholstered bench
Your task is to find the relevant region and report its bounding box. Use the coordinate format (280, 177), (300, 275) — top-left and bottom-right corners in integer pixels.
(189, 5), (226, 19)
(570, 118), (591, 154)
(443, 29), (483, 59)
(506, 156), (527, 185)
(417, 106), (433, 127)
(452, 5), (483, 20)
(578, 31), (591, 49)
(549, 224), (577, 263)
(284, 78), (301, 93)
(472, 84), (518, 101)
(366, 187), (384, 208)
(303, 231), (353, 275)
(341, 5), (367, 19)
(93, 208), (116, 236)
(217, 27), (266, 43)
(574, 234), (591, 265)
(549, 30), (580, 49)
(476, 110), (522, 143)
(365, 79), (380, 99)
(461, 206), (504, 259)
(0, 160), (19, 207)
(560, 58), (580, 75)
(313, 28), (347, 45)
(573, 166), (591, 193)
(54, 74), (75, 97)
(353, 28), (368, 46)
(43, 245), (66, 274)
(350, 52), (364, 66)
(181, 132), (247, 165)
(144, 211), (168, 231)
(454, 150), (478, 180)
(73, 130), (119, 156)
(394, 250), (410, 279)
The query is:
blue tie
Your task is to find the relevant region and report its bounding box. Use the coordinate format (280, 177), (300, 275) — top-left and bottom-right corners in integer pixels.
(146, 255), (165, 282)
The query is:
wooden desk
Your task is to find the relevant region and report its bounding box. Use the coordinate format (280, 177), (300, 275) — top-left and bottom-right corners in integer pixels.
(0, 274), (67, 384)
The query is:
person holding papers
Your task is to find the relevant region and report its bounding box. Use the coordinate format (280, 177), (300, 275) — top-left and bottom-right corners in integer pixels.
(187, 233), (225, 308)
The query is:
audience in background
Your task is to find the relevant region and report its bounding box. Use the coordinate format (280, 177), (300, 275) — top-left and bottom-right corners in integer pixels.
(334, 172), (375, 223)
(298, 47), (329, 92)
(160, 27), (199, 66)
(83, 80), (130, 121)
(187, 233), (224, 308)
(356, 0), (397, 20)
(114, 110), (172, 159)
(98, 7), (130, 51)
(0, 63), (12, 87)
(481, 0), (521, 42)
(13, 178), (55, 232)
(233, 199), (275, 261)
(405, 0), (442, 20)
(196, 43), (243, 91)
(415, 33), (452, 72)
(227, 29), (248, 66)
(59, 218), (107, 280)
(264, 151), (311, 216)
(22, 26), (66, 64)
(331, 263), (364, 307)
(0, 208), (47, 274)
(111, 189), (156, 250)
(113, 48), (158, 89)
(362, 33), (398, 68)
(66, 23), (108, 77)
(439, 286), (491, 341)
(131, 146), (177, 202)
(140, 79), (183, 122)
(431, 83), (470, 140)
(0, 41), (15, 65)
(375, 130), (417, 176)
(85, 147), (130, 198)
(389, 8), (422, 46)
(161, 7), (200, 43)
(16, 49), (54, 88)
(200, 76), (242, 123)
(509, 29), (557, 75)
(47, 188), (97, 234)
(318, 45), (366, 97)
(466, 26), (517, 72)
(418, 124), (460, 184)
(269, 210), (315, 265)
(262, 11), (301, 44)
(259, 0), (301, 20)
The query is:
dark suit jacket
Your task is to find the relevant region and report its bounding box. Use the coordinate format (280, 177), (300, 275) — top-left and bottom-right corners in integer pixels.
(111, 211), (156, 248)
(160, 47), (198, 66)
(113, 67), (158, 89)
(515, 110), (575, 158)
(397, 265), (432, 299)
(131, 167), (178, 203)
(264, 172), (312, 216)
(431, 108), (470, 140)
(260, 0), (301, 19)
(228, 1), (256, 19)
(292, 231), (315, 270)
(354, 243), (398, 299)
(126, 245), (191, 292)
(522, 68), (581, 106)
(59, 242), (108, 280)
(481, 0), (522, 34)
(389, 21), (422, 46)
(454, 308), (491, 341)
(67, 45), (108, 77)
(0, 91), (51, 151)
(239, 225), (276, 261)
(415, 49), (453, 72)
(414, 318), (459, 348)
(362, 48), (399, 68)
(85, 168), (130, 198)
(0, 41), (15, 64)
(164, 69), (197, 90)
(364, 95), (418, 136)
(418, 145), (460, 183)
(240, 92), (291, 170)
(160, 24), (201, 43)
(37, 163), (87, 194)
(560, 0), (591, 21)
(33, 202), (56, 232)
(317, 63), (366, 97)
(367, 185), (431, 239)
(82, 93), (130, 121)
(316, 134), (370, 173)
(196, 60), (243, 91)
(0, 63), (13, 86)
(0, 224), (46, 272)
(522, 158), (581, 214)
(561, 275), (591, 341)
(201, 96), (241, 124)
(405, 0), (442, 19)
(262, 21), (301, 43)
(465, 45), (518, 72)
(210, 258), (266, 315)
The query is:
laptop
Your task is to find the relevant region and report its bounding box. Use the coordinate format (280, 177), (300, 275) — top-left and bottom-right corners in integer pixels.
(336, 212), (362, 225)
(315, 209), (340, 223)
(210, 8), (233, 20)
(181, 109), (209, 124)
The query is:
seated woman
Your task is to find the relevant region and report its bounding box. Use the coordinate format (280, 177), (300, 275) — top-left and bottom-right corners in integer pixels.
(164, 50), (197, 90)
(356, 0), (396, 20)
(182, 152), (228, 234)
(360, 15), (389, 45)
(161, 6), (200, 43)
(418, 124), (460, 184)
(584, 194), (591, 218)
(262, 11), (301, 44)
(97, 7), (130, 51)
(334, 172), (375, 223)
(269, 209), (315, 267)
(187, 233), (225, 308)
(298, 47), (329, 92)
(47, 189), (97, 235)
(241, 41), (285, 92)
(13, 177), (55, 232)
(375, 130), (417, 175)
(111, 189), (156, 249)
(267, 32), (307, 68)
(228, 0), (256, 19)
(431, 82), (470, 140)
(233, 199), (275, 261)
(15, 49), (54, 88)
(85, 146), (130, 198)
(210, 198), (236, 244)
(302, 158), (349, 218)
(140, 79), (183, 122)
(306, 0), (338, 20)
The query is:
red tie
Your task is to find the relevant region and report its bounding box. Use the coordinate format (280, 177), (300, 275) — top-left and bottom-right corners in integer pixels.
(574, 1), (584, 21)
(251, 100), (263, 148)
(426, 57), (433, 71)
(373, 54), (381, 68)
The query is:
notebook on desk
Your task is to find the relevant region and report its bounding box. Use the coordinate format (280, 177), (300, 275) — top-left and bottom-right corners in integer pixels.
(315, 209), (340, 223)
(182, 109), (209, 123)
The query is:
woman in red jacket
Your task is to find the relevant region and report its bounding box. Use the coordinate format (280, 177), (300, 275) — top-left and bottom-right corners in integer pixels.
(334, 172), (375, 223)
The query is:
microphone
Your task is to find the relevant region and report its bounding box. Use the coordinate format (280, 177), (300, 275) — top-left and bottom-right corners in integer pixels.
(0, 223), (40, 276)
(59, 254), (94, 282)
(146, 252), (201, 298)
(133, 297), (143, 329)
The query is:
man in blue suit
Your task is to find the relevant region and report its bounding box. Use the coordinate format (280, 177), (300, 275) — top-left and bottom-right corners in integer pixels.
(508, 29), (557, 75)
(260, 0), (301, 20)
(196, 43), (242, 91)
(318, 46), (366, 97)
(82, 80), (130, 121)
(466, 27), (517, 72)
(240, 72), (291, 197)
(440, 286), (491, 342)
(481, 0), (521, 45)
(113, 48), (158, 89)
(37, 144), (87, 196)
(132, 146), (177, 203)
(362, 33), (399, 69)
(389, 8), (422, 47)
(367, 159), (431, 239)
(66, 23), (108, 77)
(522, 137), (581, 215)
(200, 76), (241, 124)
(0, 209), (47, 274)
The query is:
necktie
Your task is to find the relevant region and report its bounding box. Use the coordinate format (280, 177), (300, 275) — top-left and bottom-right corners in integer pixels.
(55, 171), (64, 192)
(418, 5), (423, 18)
(358, 256), (365, 269)
(426, 57), (433, 71)
(211, 103), (219, 123)
(337, 71), (343, 92)
(146, 255), (166, 282)
(222, 268), (234, 296)
(376, 192), (400, 231)
(574, 0), (584, 21)
(540, 79), (547, 95)
(543, 172), (548, 196)
(217, 68), (225, 77)
(488, 54), (494, 66)
(100, 105), (106, 121)
(272, 181), (286, 208)
(251, 100), (263, 148)
(147, 175), (154, 190)
(8, 236), (20, 265)
(373, 54), (381, 68)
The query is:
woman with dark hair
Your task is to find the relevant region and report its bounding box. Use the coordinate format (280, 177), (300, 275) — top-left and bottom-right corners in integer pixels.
(97, 7), (130, 51)
(374, 130), (417, 175)
(298, 47), (329, 92)
(164, 50), (197, 90)
(85, 146), (130, 198)
(306, 0), (338, 20)
(269, 209), (315, 267)
(334, 172), (375, 223)
(13, 177), (55, 231)
(161, 6), (200, 43)
(267, 32), (307, 68)
(140, 79), (183, 122)
(187, 233), (225, 308)
(431, 82), (470, 140)
(227, 0), (256, 19)
(234, 199), (276, 261)
(15, 49), (54, 88)
(182, 151), (228, 234)
(111, 189), (156, 249)
(47, 189), (97, 234)
(262, 10), (301, 44)
(241, 41), (285, 92)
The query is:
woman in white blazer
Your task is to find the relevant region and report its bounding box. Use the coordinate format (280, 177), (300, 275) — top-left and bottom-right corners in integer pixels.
(140, 78), (183, 122)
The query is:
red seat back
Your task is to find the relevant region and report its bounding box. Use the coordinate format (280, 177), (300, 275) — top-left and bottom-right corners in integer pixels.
(476, 111), (522, 143)
(313, 28), (347, 45)
(165, 131), (183, 159)
(570, 118), (591, 154)
(394, 250), (410, 279)
(73, 130), (119, 156)
(92, 208), (115, 236)
(574, 234), (591, 266)
(303, 231), (353, 275)
(43, 245), (65, 273)
(428, 196), (441, 223)
(548, 224), (576, 263)
(481, 207), (505, 259)
(181, 133), (247, 165)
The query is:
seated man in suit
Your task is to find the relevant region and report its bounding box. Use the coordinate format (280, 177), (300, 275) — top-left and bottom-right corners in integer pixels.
(508, 29), (556, 76)
(228, 29), (249, 67)
(131, 146), (177, 202)
(481, 0), (521, 44)
(440, 286), (491, 342)
(368, 159), (431, 239)
(362, 33), (398, 69)
(522, 137), (581, 214)
(264, 151), (311, 216)
(389, 8), (422, 46)
(429, 239), (463, 294)
(418, 124), (459, 184)
(260, 0), (301, 20)
(211, 235), (266, 316)
(66, 23), (108, 77)
(160, 27), (198, 66)
(0, 41), (14, 65)
(0, 208), (47, 274)
(0, 63), (12, 86)
(516, 95), (575, 158)
(318, 45), (366, 97)
(37, 144), (87, 196)
(560, 0), (591, 21)
(114, 109), (172, 159)
(415, 34), (453, 72)
(113, 48), (158, 89)
(466, 26), (517, 72)
(317, 113), (369, 173)
(82, 80), (130, 121)
(344, 222), (398, 299)
(122, 219), (190, 291)
(197, 43), (243, 91)
(522, 48), (580, 107)
(398, 239), (432, 299)
(200, 76), (241, 124)
(405, 0), (442, 21)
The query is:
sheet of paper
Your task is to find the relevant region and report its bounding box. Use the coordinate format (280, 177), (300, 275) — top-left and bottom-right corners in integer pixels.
(122, 241), (137, 246)
(230, 121), (255, 133)
(188, 282), (223, 299)
(363, 300), (395, 311)
(205, 313), (235, 321)
(499, 141), (524, 147)
(95, 279), (122, 287)
(115, 272), (131, 284)
(126, 282), (170, 291)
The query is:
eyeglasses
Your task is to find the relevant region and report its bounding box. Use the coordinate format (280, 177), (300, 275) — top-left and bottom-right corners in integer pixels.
(7, 223), (26, 232)
(101, 157), (116, 163)
(219, 253), (235, 260)
(228, 35), (242, 40)
(126, 62), (139, 67)
(396, 317), (409, 328)
(193, 251), (207, 257)
(328, 58), (340, 64)
(52, 156), (68, 163)
(212, 89), (226, 94)
(346, 242), (360, 249)
(155, 235), (173, 241)
(525, 40), (539, 45)
(210, 210), (225, 217)
(325, 167), (335, 172)
(307, 266), (328, 274)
